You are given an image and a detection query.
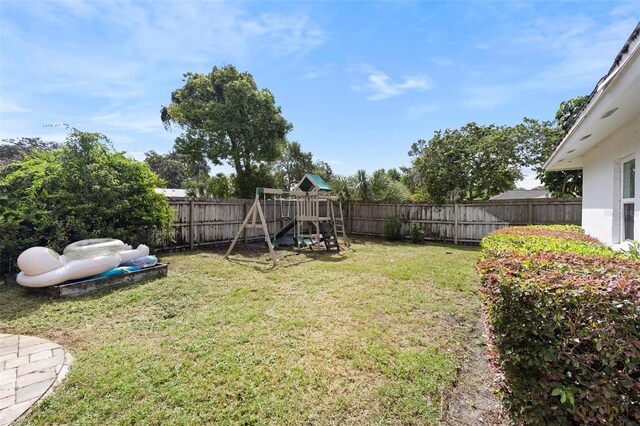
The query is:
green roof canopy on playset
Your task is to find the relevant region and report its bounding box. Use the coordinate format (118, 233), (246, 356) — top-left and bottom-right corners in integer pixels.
(295, 173), (332, 192)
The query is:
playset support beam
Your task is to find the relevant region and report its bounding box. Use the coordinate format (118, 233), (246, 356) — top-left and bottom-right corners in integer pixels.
(224, 192), (278, 267)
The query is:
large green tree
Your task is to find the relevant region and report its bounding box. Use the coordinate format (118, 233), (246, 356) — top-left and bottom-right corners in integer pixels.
(311, 160), (333, 184)
(556, 95), (589, 133)
(161, 65), (292, 198)
(411, 123), (523, 203)
(144, 150), (209, 188)
(273, 141), (335, 189)
(544, 96), (588, 197)
(274, 141), (314, 190)
(0, 137), (59, 168)
(516, 96), (588, 197)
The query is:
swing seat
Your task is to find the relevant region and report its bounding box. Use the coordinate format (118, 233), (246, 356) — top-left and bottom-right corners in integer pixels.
(294, 235), (318, 247)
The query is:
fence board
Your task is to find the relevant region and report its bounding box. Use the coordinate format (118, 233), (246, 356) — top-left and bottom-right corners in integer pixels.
(346, 198), (581, 243)
(158, 197), (582, 250)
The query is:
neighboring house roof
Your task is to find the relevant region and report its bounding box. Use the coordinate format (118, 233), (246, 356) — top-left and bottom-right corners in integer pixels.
(294, 173), (332, 192)
(155, 188), (188, 198)
(545, 21), (640, 171)
(490, 189), (551, 200)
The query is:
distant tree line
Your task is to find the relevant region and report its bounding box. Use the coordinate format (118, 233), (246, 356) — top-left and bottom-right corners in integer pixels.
(408, 96), (587, 203)
(1, 66), (585, 207)
(156, 64), (585, 203)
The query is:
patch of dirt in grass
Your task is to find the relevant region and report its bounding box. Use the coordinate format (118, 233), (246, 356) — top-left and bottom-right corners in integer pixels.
(443, 315), (507, 425)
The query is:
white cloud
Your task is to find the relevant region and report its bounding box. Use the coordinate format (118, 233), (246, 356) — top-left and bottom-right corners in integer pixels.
(355, 65), (433, 101)
(57, 0), (98, 19)
(463, 14), (637, 110)
(106, 2), (326, 65)
(609, 1), (639, 18)
(431, 57), (453, 66)
(89, 109), (163, 134)
(0, 1), (328, 152)
(0, 101), (29, 114)
(2, 2), (326, 102)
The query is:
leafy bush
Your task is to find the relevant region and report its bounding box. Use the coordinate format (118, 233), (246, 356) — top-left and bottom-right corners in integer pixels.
(383, 214), (402, 241)
(479, 226), (640, 424)
(410, 222), (424, 244)
(621, 240), (640, 260)
(0, 129), (173, 273)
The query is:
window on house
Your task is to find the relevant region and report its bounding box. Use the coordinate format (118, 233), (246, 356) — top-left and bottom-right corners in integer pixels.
(622, 158), (635, 241)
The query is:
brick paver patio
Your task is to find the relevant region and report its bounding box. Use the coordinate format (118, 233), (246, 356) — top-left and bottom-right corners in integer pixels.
(0, 334), (72, 426)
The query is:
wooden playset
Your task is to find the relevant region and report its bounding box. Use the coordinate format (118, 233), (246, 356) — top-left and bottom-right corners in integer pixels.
(224, 173), (349, 266)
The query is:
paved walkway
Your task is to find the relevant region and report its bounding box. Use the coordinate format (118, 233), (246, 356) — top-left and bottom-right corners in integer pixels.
(0, 334), (72, 426)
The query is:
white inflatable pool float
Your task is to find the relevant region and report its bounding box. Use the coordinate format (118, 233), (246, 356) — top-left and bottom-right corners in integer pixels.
(17, 239), (150, 288)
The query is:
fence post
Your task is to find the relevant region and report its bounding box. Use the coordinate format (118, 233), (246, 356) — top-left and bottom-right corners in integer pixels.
(528, 201), (534, 225)
(348, 202), (352, 234)
(454, 202), (459, 244)
(243, 201), (248, 243)
(189, 199), (195, 250)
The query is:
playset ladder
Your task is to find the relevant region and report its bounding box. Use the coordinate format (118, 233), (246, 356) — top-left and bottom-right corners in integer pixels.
(330, 200), (350, 248)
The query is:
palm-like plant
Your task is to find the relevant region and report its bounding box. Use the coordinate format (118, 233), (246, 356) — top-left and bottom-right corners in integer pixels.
(333, 169), (410, 202)
(353, 169), (373, 201)
(329, 175), (353, 202)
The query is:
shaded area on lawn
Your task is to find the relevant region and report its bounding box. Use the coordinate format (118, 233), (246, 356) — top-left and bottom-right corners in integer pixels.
(1, 239), (481, 425)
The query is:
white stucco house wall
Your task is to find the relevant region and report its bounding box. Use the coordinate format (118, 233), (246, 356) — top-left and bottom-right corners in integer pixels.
(545, 22), (640, 246)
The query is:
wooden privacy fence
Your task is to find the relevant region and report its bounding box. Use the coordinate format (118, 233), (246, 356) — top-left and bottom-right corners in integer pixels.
(160, 197), (298, 250)
(159, 197), (581, 250)
(348, 198), (582, 243)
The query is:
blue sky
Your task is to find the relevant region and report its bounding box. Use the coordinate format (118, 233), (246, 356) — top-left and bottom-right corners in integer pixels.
(1, 1), (638, 188)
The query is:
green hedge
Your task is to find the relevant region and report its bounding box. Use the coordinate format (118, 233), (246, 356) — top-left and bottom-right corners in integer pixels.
(479, 226), (640, 424)
(0, 129), (173, 274)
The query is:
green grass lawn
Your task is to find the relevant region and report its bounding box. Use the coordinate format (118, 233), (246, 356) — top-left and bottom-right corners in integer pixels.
(1, 239), (480, 425)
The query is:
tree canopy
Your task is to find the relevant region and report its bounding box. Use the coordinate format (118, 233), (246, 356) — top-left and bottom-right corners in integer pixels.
(555, 95), (589, 133)
(411, 123), (523, 203)
(185, 173), (234, 198)
(407, 95), (588, 202)
(512, 96), (588, 197)
(144, 150), (209, 189)
(514, 116), (583, 197)
(274, 141), (314, 190)
(273, 141), (334, 190)
(543, 95), (588, 197)
(0, 137), (59, 168)
(161, 65), (292, 198)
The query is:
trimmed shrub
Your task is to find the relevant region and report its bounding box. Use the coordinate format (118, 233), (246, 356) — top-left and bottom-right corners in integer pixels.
(0, 129), (173, 273)
(410, 222), (424, 244)
(481, 226), (613, 258)
(383, 213), (402, 241)
(479, 226), (640, 424)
